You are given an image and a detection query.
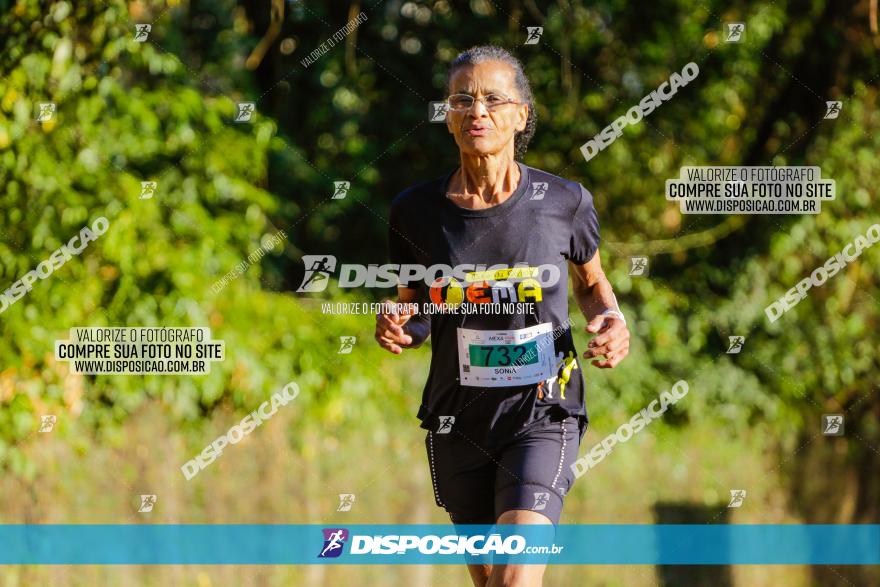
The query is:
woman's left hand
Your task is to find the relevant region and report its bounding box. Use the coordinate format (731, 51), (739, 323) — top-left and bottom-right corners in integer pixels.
(584, 314), (630, 368)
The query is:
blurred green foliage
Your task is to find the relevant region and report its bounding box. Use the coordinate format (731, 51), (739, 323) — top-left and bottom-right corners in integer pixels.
(0, 1), (878, 565)
(0, 0), (427, 479)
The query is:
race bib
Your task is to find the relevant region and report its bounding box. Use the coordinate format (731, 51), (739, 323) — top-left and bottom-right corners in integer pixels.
(456, 323), (555, 387)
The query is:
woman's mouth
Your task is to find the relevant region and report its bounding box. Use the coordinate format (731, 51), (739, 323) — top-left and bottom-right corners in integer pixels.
(466, 127), (490, 137)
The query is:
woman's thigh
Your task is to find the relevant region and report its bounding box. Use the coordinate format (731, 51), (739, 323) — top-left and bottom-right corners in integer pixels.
(493, 417), (581, 525)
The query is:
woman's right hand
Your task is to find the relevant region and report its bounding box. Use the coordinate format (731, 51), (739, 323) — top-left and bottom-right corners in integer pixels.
(375, 300), (417, 354)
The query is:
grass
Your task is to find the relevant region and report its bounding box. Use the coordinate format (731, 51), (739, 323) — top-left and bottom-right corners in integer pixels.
(1, 391), (810, 586)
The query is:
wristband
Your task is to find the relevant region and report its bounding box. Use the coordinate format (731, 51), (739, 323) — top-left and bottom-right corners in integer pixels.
(601, 309), (627, 326)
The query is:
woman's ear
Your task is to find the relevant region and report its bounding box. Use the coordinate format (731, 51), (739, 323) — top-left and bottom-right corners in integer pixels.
(516, 103), (529, 132)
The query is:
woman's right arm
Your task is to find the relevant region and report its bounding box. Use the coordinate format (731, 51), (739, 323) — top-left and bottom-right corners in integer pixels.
(374, 286), (430, 354)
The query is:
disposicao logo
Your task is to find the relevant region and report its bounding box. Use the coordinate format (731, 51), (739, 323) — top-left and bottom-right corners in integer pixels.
(318, 528), (349, 558)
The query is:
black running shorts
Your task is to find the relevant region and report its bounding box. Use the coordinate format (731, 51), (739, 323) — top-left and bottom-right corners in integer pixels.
(425, 416), (584, 525)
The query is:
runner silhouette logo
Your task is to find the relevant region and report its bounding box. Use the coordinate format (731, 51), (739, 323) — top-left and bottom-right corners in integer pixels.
(824, 101), (842, 119)
(138, 494), (157, 513)
(532, 492), (550, 511)
(725, 23), (744, 42)
(134, 24), (151, 42)
(37, 102), (56, 122)
(727, 336), (745, 354)
(525, 27), (543, 45)
(337, 494), (356, 512)
(235, 102), (256, 123)
(332, 181), (350, 200)
(429, 101), (450, 122)
(530, 182), (548, 200)
(437, 416), (455, 434)
(318, 528), (349, 558)
(39, 415), (56, 432)
(629, 256), (649, 276)
(338, 336), (356, 354)
(822, 414), (844, 436)
(140, 181), (157, 200)
(727, 489), (747, 508)
(297, 255), (337, 292)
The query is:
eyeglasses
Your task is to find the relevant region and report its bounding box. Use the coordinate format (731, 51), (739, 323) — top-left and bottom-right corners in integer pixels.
(445, 93), (521, 112)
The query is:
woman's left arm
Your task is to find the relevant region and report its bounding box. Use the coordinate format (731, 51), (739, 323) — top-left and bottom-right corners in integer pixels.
(569, 251), (631, 369)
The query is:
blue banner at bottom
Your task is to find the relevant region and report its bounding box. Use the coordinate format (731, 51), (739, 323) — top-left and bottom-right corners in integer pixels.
(0, 524), (877, 565)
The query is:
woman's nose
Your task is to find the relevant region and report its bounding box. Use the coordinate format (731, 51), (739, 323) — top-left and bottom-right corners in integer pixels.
(468, 99), (489, 117)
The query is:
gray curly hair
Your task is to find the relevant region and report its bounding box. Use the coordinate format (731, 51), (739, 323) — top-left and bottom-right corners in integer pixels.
(446, 46), (537, 160)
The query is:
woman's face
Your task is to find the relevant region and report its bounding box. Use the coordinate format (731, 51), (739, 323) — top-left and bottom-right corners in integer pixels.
(446, 61), (529, 158)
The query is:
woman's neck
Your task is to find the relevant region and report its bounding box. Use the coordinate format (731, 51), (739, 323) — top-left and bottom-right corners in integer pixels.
(447, 155), (521, 210)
